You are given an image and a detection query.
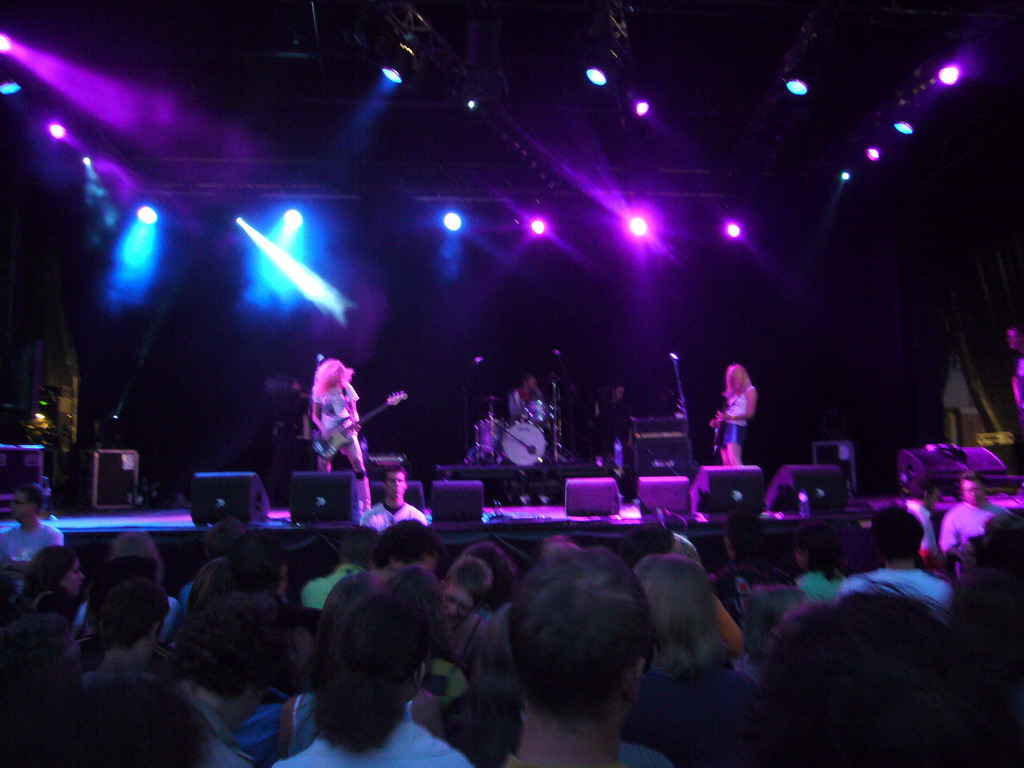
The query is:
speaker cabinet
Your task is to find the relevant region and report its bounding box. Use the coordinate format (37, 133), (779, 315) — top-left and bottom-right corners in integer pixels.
(565, 477), (621, 517)
(689, 466), (765, 516)
(431, 480), (484, 523)
(191, 472), (269, 526)
(897, 446), (1007, 497)
(290, 471), (357, 523)
(370, 480), (426, 512)
(812, 440), (857, 493)
(637, 476), (691, 515)
(766, 465), (848, 512)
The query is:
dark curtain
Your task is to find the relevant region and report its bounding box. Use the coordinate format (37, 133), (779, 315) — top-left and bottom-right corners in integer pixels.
(940, 233), (1024, 436)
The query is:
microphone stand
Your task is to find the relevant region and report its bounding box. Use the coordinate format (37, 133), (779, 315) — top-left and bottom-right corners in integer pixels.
(669, 354), (696, 475)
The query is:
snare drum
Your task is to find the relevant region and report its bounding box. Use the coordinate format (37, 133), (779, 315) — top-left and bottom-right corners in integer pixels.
(502, 421), (547, 466)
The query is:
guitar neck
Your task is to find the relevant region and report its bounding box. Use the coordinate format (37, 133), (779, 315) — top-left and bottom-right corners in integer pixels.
(353, 403), (391, 427)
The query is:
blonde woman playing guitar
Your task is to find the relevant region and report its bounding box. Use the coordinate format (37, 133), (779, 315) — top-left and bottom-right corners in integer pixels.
(709, 364), (758, 467)
(311, 358), (372, 515)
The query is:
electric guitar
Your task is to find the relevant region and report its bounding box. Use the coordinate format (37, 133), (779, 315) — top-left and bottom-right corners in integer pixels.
(313, 391), (407, 460)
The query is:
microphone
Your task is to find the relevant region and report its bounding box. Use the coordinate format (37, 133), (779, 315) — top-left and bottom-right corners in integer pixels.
(552, 349), (562, 357)
(473, 356), (484, 365)
(316, 354), (325, 364)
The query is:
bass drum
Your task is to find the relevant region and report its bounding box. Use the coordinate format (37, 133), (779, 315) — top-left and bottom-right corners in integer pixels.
(502, 421), (547, 466)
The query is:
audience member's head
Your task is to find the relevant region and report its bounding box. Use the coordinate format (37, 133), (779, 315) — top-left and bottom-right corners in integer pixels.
(186, 557), (234, 617)
(951, 569), (1024, 685)
(635, 553), (720, 679)
(174, 592), (285, 712)
(11, 482), (45, 522)
(509, 547), (651, 725)
(372, 521), (445, 577)
(84, 556), (159, 630)
(750, 592), (1023, 768)
(794, 521), (844, 580)
(872, 506), (923, 563)
(315, 592), (431, 753)
(109, 531), (166, 584)
(0, 612), (80, 686)
(100, 576), (168, 651)
(202, 516), (246, 561)
(618, 524), (675, 568)
(228, 532), (287, 596)
(959, 471), (987, 507)
(535, 534), (580, 561)
(0, 574), (32, 627)
(978, 527), (1024, 579)
(75, 674), (204, 768)
(24, 545), (84, 601)
(742, 585), (806, 667)
(338, 526), (379, 570)
(310, 571), (383, 691)
(461, 541), (520, 610)
(443, 554), (493, 624)
(725, 512), (765, 559)
(461, 605), (522, 768)
(390, 564), (459, 665)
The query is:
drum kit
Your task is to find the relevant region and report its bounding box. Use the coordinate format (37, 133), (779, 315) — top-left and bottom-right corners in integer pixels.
(469, 395), (560, 466)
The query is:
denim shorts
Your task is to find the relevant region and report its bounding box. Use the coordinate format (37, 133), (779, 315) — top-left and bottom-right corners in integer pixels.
(721, 423), (747, 445)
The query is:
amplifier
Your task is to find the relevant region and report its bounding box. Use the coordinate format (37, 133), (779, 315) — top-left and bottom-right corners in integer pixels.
(0, 445), (46, 511)
(83, 449), (139, 509)
(631, 416), (689, 440)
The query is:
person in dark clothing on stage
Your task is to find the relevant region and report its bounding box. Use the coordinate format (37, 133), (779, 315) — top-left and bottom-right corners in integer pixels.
(594, 384), (631, 466)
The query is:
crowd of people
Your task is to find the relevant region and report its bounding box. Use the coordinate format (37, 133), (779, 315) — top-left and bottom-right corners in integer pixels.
(2, 474), (1024, 768)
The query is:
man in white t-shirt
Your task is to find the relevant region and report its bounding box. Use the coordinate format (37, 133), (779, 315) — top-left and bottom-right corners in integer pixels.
(938, 473), (1006, 560)
(0, 483), (63, 577)
(360, 468), (428, 531)
(839, 506), (951, 612)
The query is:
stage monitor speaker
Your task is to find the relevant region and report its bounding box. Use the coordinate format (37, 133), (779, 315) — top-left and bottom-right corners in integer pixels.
(191, 472), (269, 526)
(431, 480), (484, 523)
(637, 476), (691, 515)
(565, 477), (620, 517)
(690, 466), (765, 516)
(897, 446), (1006, 497)
(371, 480), (426, 512)
(290, 471), (357, 523)
(766, 465), (848, 512)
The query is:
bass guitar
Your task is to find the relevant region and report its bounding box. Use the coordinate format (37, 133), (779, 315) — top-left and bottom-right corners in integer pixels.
(313, 391), (407, 460)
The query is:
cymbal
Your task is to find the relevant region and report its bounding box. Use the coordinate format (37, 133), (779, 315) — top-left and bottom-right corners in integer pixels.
(477, 395), (502, 403)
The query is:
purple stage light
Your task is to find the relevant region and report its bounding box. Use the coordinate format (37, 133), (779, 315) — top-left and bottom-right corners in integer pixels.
(628, 216), (649, 237)
(785, 79), (808, 96)
(866, 147), (881, 161)
(635, 100), (650, 117)
(0, 34), (11, 53)
(586, 68), (607, 86)
(382, 67), (403, 84)
(894, 121), (914, 135)
(840, 171), (851, 181)
(938, 65), (960, 86)
(82, 157), (92, 166)
(725, 222), (741, 239)
(137, 206), (157, 224)
(530, 219), (546, 235)
(48, 122), (67, 139)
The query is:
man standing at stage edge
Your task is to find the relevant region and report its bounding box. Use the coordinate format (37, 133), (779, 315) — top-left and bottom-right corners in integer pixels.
(0, 483), (63, 578)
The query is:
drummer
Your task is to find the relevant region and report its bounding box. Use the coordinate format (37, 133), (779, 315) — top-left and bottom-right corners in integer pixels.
(509, 373), (542, 421)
